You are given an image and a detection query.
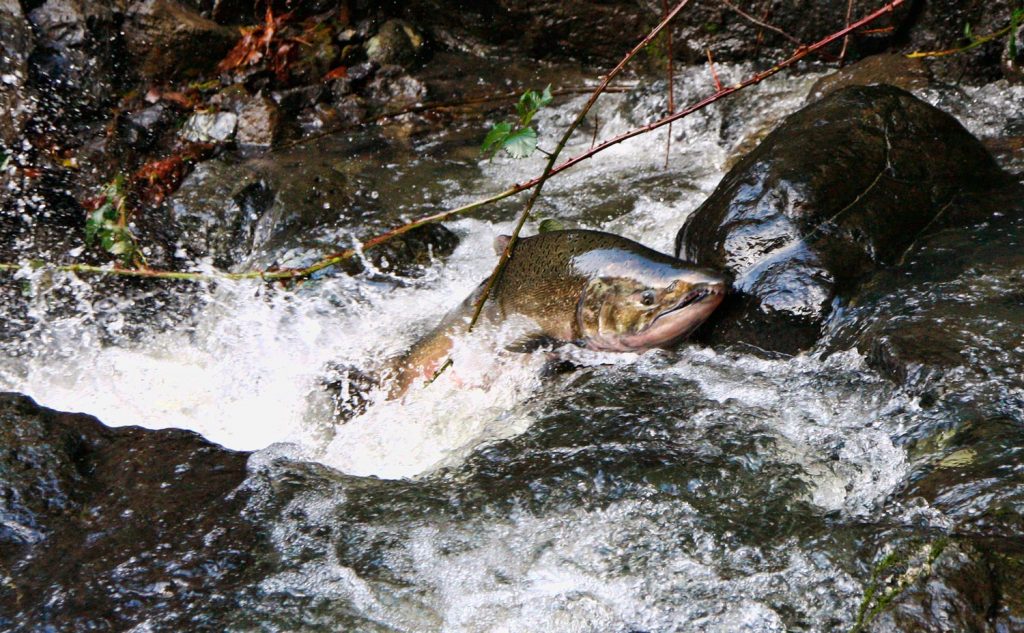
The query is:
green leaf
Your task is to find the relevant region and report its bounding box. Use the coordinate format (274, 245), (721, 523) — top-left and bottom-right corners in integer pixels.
(108, 238), (130, 255)
(502, 127), (538, 159)
(516, 85), (554, 128)
(538, 84), (553, 108)
(1012, 8), (1024, 59)
(481, 121), (512, 157)
(963, 22), (973, 41)
(85, 206), (112, 245)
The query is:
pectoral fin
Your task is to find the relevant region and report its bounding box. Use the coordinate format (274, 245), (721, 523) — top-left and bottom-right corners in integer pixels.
(504, 332), (558, 353)
(493, 234), (511, 255)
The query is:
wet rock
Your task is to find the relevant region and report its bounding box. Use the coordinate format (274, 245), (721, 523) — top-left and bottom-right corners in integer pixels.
(360, 222), (459, 277)
(366, 66), (427, 107)
(902, 0), (1019, 83)
(114, 103), (177, 151)
(180, 110), (237, 143)
(0, 392), (261, 630)
(168, 159), (268, 268)
(366, 19), (426, 68)
(271, 84), (325, 115)
(124, 0), (237, 80)
(860, 540), (1000, 633)
(208, 82), (251, 113)
(27, 0), (122, 116)
(0, 0), (33, 146)
(399, 0), (908, 65)
(237, 94), (280, 148)
(675, 85), (1013, 354)
(346, 60), (378, 84)
(807, 54), (933, 102)
(823, 197), (1024, 390)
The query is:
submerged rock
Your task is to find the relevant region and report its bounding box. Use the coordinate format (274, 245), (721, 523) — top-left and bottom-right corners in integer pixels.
(675, 84), (1014, 354)
(0, 393), (260, 630)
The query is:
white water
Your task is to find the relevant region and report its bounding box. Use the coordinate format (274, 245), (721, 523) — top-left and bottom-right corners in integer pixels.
(1, 66), (1015, 483)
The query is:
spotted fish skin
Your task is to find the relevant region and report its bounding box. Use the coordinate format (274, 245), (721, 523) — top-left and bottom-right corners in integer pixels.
(388, 229), (729, 397)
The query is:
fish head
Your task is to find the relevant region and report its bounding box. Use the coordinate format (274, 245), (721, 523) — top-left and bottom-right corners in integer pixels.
(576, 261), (728, 352)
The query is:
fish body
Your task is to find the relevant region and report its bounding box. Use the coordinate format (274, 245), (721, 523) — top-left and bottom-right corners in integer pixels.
(388, 229), (728, 396)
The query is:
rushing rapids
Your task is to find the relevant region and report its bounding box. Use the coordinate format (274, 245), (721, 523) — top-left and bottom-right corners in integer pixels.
(1, 60), (1023, 631)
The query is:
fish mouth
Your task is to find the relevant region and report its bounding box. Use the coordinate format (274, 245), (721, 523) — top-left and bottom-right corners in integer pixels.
(652, 284), (727, 326)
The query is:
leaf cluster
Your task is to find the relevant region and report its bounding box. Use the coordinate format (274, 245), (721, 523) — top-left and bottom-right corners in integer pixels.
(84, 175), (143, 266)
(481, 85), (553, 159)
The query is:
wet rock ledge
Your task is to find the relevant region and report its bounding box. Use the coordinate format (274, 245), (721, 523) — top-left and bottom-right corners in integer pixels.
(0, 393), (260, 630)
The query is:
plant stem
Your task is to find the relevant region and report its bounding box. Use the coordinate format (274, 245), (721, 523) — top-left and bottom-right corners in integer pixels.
(906, 23), (1014, 58)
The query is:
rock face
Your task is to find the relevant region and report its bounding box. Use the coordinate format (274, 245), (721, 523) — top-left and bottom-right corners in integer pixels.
(0, 0), (33, 146)
(27, 0), (122, 117)
(675, 84), (1013, 353)
(236, 95), (280, 147)
(0, 393), (261, 630)
(124, 0), (237, 79)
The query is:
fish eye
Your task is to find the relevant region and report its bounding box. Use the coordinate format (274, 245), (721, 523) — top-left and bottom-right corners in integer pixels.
(640, 290), (656, 306)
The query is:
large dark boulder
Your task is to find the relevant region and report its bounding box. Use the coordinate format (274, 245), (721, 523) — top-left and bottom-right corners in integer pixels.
(0, 393), (263, 630)
(675, 84), (1015, 354)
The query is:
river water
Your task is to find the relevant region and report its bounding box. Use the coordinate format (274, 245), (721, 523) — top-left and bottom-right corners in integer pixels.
(2, 63), (1023, 631)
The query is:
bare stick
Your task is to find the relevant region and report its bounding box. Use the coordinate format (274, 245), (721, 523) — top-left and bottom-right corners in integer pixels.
(706, 48), (723, 90)
(663, 0), (676, 169)
(839, 0), (856, 65)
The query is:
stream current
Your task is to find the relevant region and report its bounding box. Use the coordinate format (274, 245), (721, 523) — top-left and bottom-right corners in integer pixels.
(2, 64), (1023, 630)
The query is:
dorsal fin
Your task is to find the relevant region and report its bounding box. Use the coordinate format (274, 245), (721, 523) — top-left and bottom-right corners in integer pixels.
(493, 234), (512, 255)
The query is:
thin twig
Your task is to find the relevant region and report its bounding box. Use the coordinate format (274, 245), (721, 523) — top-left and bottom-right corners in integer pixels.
(906, 23), (1014, 58)
(706, 48), (723, 90)
(720, 0), (801, 45)
(663, 0), (676, 169)
(839, 0), (856, 64)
